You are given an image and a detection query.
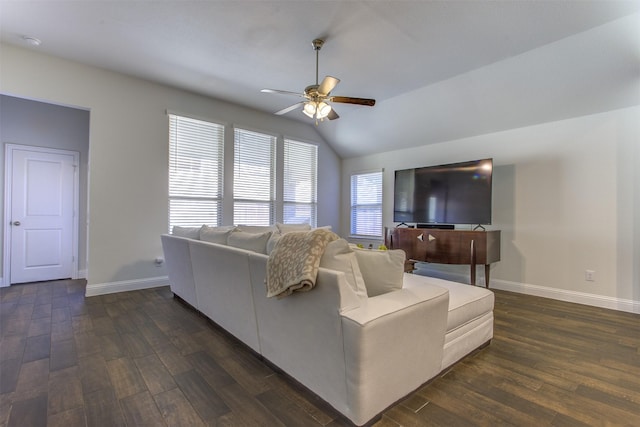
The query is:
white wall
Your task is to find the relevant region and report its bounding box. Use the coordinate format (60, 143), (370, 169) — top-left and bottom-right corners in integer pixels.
(343, 106), (640, 311)
(1, 44), (342, 292)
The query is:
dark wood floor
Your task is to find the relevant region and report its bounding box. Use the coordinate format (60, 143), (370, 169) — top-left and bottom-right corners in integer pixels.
(1, 280), (639, 427)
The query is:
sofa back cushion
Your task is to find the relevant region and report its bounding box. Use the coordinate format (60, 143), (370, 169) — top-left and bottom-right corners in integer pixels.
(199, 225), (235, 244)
(276, 222), (312, 234)
(236, 225), (276, 234)
(228, 230), (272, 254)
(171, 226), (201, 240)
(320, 239), (368, 300)
(352, 248), (406, 297)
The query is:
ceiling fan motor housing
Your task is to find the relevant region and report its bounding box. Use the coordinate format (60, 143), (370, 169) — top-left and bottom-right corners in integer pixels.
(305, 85), (321, 100)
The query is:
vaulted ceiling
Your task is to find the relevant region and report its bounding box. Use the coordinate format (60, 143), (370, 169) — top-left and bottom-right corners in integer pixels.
(2, 1), (639, 157)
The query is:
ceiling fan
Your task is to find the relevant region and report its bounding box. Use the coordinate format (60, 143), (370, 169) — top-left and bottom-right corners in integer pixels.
(261, 39), (376, 123)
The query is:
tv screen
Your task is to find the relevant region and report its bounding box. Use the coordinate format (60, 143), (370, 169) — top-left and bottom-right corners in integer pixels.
(393, 159), (493, 225)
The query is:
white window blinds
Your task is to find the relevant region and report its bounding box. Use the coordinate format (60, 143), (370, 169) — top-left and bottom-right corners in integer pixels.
(350, 171), (383, 237)
(233, 128), (276, 225)
(168, 114), (224, 230)
(283, 139), (318, 227)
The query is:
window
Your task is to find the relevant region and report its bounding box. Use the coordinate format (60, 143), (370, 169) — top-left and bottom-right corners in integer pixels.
(168, 114), (224, 230)
(350, 171), (383, 237)
(233, 128), (276, 225)
(168, 118), (320, 230)
(283, 139), (317, 227)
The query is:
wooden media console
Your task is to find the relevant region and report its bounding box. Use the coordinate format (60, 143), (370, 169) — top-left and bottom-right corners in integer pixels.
(385, 227), (501, 288)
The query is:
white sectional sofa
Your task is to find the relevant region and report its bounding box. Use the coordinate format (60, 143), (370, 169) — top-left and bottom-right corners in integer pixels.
(161, 226), (493, 426)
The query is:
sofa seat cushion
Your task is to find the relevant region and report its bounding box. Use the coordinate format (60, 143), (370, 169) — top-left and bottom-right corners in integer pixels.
(429, 278), (494, 333)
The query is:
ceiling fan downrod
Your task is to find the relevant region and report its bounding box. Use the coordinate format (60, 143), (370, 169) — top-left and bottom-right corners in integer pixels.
(312, 39), (324, 86)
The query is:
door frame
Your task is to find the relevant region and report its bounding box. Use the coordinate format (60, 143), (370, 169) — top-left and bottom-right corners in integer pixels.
(3, 144), (80, 286)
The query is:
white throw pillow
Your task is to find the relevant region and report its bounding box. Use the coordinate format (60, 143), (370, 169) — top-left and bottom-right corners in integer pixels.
(352, 247), (406, 297)
(199, 225), (235, 244)
(276, 222), (312, 234)
(227, 230), (272, 254)
(320, 239), (368, 300)
(171, 226), (201, 240)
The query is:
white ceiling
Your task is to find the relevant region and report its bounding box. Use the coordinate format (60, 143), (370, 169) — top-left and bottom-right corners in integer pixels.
(2, 1), (639, 158)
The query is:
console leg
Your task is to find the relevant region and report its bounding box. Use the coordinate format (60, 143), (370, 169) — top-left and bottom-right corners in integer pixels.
(484, 264), (491, 288)
(470, 239), (476, 286)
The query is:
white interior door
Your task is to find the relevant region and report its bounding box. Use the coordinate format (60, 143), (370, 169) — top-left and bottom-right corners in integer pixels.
(7, 146), (78, 284)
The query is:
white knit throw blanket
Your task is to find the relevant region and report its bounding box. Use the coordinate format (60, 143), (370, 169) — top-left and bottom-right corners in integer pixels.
(266, 229), (339, 298)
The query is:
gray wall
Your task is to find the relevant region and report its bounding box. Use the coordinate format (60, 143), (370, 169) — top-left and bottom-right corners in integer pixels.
(0, 95), (90, 279)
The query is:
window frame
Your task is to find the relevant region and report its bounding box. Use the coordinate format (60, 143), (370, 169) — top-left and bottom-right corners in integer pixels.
(283, 138), (318, 227)
(350, 170), (384, 238)
(232, 127), (277, 226)
(168, 113), (225, 231)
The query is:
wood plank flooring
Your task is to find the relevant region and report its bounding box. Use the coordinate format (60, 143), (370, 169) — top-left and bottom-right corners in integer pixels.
(1, 279), (639, 426)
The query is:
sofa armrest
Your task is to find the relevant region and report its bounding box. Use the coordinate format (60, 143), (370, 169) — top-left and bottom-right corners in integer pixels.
(340, 282), (449, 425)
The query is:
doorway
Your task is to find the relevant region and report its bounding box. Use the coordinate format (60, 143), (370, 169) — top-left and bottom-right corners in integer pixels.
(3, 144), (79, 284)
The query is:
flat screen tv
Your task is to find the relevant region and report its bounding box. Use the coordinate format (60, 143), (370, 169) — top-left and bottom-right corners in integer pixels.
(393, 158), (493, 226)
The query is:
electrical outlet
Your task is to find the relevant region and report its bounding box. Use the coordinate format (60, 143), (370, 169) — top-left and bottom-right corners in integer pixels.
(585, 270), (595, 281)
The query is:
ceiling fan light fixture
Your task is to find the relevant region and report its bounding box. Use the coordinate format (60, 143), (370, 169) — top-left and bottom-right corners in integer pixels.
(316, 102), (332, 119)
(303, 102), (316, 118)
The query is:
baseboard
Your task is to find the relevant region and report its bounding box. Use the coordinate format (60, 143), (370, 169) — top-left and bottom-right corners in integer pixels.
(1, 271), (87, 287)
(85, 275), (169, 297)
(413, 266), (640, 314)
(490, 279), (640, 314)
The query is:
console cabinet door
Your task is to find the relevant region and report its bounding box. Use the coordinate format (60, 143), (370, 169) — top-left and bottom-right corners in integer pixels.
(422, 231), (461, 264)
(391, 229), (420, 260)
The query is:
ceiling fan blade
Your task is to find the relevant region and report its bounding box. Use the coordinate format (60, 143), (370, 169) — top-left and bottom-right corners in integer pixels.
(327, 108), (339, 120)
(331, 96), (376, 106)
(275, 102), (304, 115)
(317, 76), (340, 96)
(261, 88), (305, 98)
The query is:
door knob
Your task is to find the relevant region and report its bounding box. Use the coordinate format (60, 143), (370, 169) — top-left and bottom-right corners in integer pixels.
(12, 221), (20, 226)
